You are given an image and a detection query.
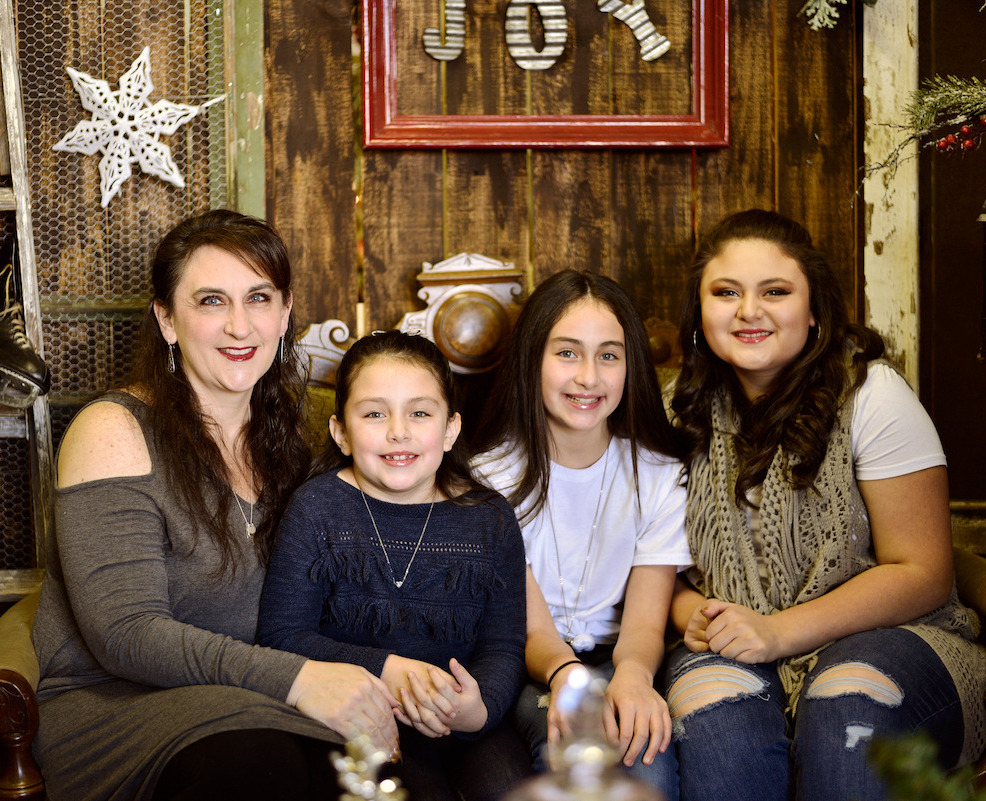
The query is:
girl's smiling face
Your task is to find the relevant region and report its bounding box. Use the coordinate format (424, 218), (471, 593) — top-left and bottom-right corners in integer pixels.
(540, 299), (627, 448)
(699, 238), (816, 399)
(329, 357), (461, 504)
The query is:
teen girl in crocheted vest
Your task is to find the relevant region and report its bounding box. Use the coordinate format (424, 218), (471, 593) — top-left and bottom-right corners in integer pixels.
(666, 209), (985, 801)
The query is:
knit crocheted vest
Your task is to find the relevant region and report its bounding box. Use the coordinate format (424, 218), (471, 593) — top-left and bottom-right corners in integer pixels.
(684, 388), (986, 763)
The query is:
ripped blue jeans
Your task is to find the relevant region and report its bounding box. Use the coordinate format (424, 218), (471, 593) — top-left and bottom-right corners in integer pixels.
(663, 628), (962, 801)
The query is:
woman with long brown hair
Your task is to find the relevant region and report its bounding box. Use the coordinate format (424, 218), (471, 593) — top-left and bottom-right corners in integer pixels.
(32, 210), (400, 801)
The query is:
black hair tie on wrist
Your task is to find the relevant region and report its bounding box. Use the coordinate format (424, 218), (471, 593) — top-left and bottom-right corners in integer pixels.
(547, 659), (582, 687)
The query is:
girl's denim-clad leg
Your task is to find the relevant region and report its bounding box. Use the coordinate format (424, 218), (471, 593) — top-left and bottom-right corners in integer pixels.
(664, 627), (963, 801)
(794, 628), (962, 801)
(664, 649), (790, 801)
(512, 661), (680, 801)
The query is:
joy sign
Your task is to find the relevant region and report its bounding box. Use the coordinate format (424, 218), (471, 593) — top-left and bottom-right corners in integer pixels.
(422, 0), (671, 69)
(362, 0), (730, 149)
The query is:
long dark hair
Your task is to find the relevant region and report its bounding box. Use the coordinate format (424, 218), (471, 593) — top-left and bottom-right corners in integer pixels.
(671, 209), (884, 504)
(472, 269), (682, 522)
(129, 209), (311, 572)
(311, 330), (486, 501)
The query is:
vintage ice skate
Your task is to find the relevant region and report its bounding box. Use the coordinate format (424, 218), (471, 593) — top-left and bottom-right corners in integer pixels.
(0, 240), (50, 408)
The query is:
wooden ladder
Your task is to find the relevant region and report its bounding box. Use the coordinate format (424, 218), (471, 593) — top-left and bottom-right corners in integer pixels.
(0, 0), (52, 600)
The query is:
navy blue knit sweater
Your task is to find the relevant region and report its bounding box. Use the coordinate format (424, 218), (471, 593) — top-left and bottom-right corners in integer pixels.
(257, 471), (527, 735)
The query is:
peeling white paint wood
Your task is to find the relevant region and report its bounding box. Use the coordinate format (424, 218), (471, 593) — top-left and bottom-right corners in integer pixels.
(862, 2), (919, 387)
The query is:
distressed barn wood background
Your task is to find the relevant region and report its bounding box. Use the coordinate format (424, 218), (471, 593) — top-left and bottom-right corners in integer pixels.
(266, 0), (862, 354)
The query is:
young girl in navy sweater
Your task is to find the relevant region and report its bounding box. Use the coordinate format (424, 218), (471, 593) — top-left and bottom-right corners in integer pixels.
(258, 330), (530, 801)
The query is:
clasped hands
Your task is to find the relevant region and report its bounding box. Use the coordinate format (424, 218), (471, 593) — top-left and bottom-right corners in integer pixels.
(287, 655), (487, 758)
(382, 654), (488, 738)
(683, 599), (786, 663)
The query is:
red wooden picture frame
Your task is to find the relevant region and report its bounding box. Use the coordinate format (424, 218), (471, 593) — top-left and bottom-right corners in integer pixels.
(362, 0), (729, 149)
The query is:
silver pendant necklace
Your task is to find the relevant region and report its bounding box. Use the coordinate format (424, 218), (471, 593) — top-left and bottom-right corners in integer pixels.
(228, 428), (255, 539)
(546, 443), (610, 653)
(360, 489), (434, 589)
(233, 491), (256, 539)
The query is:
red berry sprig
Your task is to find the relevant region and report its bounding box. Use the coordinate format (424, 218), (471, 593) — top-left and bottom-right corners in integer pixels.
(934, 116), (986, 155)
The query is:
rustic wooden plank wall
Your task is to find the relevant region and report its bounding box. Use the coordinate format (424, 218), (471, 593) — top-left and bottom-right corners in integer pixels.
(918, 0), (986, 502)
(267, 0), (862, 364)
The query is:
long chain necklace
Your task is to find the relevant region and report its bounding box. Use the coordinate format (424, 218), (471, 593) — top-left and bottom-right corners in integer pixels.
(227, 429), (255, 539)
(360, 490), (435, 589)
(233, 489), (256, 539)
(546, 443), (610, 653)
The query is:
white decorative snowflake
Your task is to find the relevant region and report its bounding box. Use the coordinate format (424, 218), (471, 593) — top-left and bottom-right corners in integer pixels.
(54, 47), (224, 207)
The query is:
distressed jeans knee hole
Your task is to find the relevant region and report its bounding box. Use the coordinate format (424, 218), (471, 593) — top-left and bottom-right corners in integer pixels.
(804, 661), (903, 708)
(667, 664), (767, 728)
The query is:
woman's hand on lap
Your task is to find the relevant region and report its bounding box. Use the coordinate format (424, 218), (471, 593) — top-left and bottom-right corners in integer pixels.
(288, 660), (400, 753)
(700, 600), (785, 663)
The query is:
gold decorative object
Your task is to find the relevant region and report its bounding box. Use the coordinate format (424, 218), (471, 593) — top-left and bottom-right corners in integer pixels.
(332, 736), (408, 801)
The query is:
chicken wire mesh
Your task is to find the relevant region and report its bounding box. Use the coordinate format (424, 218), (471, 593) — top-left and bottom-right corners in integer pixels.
(0, 435), (32, 569)
(1, 0), (229, 568)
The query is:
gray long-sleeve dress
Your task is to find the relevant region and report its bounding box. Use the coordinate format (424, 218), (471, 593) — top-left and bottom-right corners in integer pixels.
(32, 390), (343, 801)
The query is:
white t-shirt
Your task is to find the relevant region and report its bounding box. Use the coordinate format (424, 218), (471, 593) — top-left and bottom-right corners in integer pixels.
(850, 363), (946, 477)
(473, 437), (690, 646)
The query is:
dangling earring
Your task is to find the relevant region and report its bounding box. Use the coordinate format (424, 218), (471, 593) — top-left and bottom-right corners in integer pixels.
(692, 329), (701, 350)
(812, 324), (822, 342)
(167, 342), (176, 373)
(278, 335), (285, 363)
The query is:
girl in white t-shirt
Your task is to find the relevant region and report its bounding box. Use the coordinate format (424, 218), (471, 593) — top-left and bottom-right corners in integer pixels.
(472, 270), (691, 800)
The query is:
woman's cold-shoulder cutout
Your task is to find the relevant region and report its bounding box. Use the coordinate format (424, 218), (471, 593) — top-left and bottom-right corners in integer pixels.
(57, 396), (153, 487)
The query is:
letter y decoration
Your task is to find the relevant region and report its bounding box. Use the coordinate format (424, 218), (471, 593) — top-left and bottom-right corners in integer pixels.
(597, 0), (671, 61)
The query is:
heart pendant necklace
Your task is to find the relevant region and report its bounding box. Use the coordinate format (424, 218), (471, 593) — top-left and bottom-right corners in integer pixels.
(360, 489), (434, 589)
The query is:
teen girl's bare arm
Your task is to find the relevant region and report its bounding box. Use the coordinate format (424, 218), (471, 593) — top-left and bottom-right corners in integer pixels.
(608, 564), (675, 767)
(694, 467), (954, 663)
(524, 567), (585, 742)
